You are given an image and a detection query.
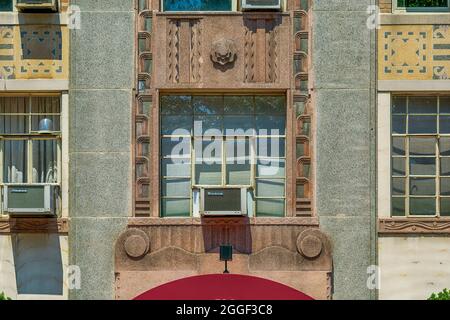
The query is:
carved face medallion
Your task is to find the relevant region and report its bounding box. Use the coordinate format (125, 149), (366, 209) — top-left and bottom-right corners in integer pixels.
(211, 38), (237, 66)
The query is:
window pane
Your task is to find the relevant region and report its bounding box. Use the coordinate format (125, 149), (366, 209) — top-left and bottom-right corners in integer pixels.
(224, 116), (255, 135)
(31, 115), (61, 132)
(162, 178), (191, 197)
(440, 116), (450, 134)
(392, 158), (406, 176)
(257, 137), (285, 158)
(163, 0), (232, 11)
(226, 163), (251, 185)
(409, 137), (435, 156)
(441, 158), (450, 176)
(31, 97), (60, 113)
(160, 96), (192, 115)
(392, 96), (407, 114)
(161, 198), (190, 217)
(256, 179), (285, 197)
(392, 115), (406, 134)
(410, 157), (436, 175)
(194, 115), (223, 136)
(392, 197), (405, 216)
(0, 115), (28, 134)
(408, 115), (437, 134)
(224, 96), (254, 114)
(410, 198), (436, 216)
(409, 96), (437, 113)
(257, 159), (286, 178)
(441, 97), (450, 113)
(193, 96), (223, 114)
(392, 137), (405, 156)
(440, 138), (450, 156)
(161, 137), (190, 158)
(195, 162), (222, 185)
(161, 115), (192, 135)
(3, 140), (28, 183)
(161, 158), (191, 177)
(32, 140), (58, 183)
(255, 96), (285, 114)
(392, 177), (406, 195)
(402, 0), (448, 7)
(256, 199), (285, 217)
(441, 198), (450, 216)
(256, 115), (286, 135)
(0, 0), (12, 11)
(410, 178), (435, 195)
(441, 178), (450, 195)
(225, 138), (250, 185)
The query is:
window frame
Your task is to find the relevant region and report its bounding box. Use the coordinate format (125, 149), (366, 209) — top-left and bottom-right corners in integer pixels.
(0, 0), (61, 12)
(159, 94), (287, 218)
(0, 94), (64, 216)
(391, 95), (450, 218)
(394, 0), (450, 13)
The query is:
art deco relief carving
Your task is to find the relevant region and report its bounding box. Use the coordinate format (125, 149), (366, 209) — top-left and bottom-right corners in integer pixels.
(379, 218), (450, 234)
(210, 38), (237, 67)
(243, 17), (279, 83)
(167, 18), (202, 83)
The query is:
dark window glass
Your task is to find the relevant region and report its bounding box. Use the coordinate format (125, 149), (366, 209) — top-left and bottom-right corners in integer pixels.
(164, 0), (232, 11)
(398, 0), (448, 7)
(0, 0), (13, 11)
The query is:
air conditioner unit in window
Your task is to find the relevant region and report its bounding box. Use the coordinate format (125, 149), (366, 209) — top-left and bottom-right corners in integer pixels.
(3, 185), (56, 216)
(201, 188), (247, 216)
(16, 0), (58, 11)
(241, 0), (282, 11)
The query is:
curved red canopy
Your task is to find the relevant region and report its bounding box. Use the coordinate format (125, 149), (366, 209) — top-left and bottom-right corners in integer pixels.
(134, 274), (314, 300)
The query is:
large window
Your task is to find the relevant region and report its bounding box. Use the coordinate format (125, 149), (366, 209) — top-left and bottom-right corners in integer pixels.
(396, 0), (450, 11)
(163, 0), (233, 11)
(0, 96), (61, 187)
(160, 95), (286, 217)
(391, 96), (450, 217)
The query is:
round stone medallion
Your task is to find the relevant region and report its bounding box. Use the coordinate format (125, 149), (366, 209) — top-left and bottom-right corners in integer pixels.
(124, 235), (149, 258)
(297, 234), (323, 259)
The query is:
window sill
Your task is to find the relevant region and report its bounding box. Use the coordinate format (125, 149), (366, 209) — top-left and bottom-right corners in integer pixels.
(128, 216), (319, 226)
(155, 11), (289, 17)
(378, 217), (450, 235)
(0, 217), (68, 234)
(380, 12), (450, 25)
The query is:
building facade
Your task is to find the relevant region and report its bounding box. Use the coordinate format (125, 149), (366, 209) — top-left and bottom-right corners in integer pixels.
(0, 0), (447, 300)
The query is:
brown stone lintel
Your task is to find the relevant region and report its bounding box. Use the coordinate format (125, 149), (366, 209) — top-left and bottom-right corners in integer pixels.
(128, 216), (319, 227)
(0, 217), (69, 234)
(378, 218), (450, 235)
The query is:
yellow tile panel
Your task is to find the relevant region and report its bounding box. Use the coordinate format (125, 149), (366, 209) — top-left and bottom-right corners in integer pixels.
(379, 25), (450, 81)
(0, 25), (68, 80)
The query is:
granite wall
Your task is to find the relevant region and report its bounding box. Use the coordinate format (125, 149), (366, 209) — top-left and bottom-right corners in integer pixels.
(312, 0), (377, 299)
(68, 0), (134, 300)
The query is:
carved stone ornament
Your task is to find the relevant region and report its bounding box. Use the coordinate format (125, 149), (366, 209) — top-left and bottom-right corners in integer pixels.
(122, 228), (150, 259)
(210, 38), (237, 66)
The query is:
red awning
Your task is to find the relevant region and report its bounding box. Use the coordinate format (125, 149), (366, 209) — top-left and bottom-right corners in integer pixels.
(134, 274), (314, 300)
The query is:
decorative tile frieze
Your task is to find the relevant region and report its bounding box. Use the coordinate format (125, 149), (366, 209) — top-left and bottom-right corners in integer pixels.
(379, 218), (450, 235)
(379, 25), (450, 80)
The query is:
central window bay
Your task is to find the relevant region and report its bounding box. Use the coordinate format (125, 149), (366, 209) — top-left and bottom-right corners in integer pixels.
(160, 95), (287, 218)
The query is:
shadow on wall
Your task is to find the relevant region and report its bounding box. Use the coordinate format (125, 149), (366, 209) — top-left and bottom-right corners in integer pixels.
(12, 234), (63, 295)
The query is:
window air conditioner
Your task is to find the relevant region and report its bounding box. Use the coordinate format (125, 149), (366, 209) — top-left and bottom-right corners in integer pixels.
(241, 0), (282, 11)
(16, 0), (58, 11)
(3, 185), (56, 216)
(201, 188), (247, 216)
